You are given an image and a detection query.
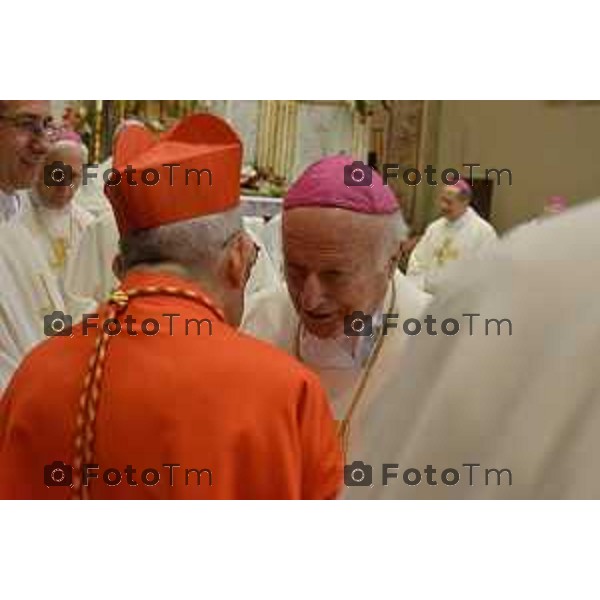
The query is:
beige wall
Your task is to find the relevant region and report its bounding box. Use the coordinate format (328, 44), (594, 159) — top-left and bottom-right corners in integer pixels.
(425, 101), (600, 232)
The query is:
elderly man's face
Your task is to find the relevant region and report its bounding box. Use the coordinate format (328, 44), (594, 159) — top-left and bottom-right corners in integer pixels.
(0, 101), (51, 192)
(35, 144), (83, 209)
(439, 186), (469, 222)
(283, 207), (395, 339)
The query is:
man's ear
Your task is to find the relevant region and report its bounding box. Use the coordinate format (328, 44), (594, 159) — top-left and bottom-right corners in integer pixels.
(222, 236), (246, 290)
(112, 254), (125, 280)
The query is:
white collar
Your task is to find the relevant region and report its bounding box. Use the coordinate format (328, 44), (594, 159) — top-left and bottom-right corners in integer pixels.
(29, 188), (73, 214)
(444, 206), (474, 230)
(0, 187), (22, 222)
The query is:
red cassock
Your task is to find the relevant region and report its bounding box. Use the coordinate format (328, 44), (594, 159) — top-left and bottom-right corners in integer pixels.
(0, 270), (343, 499)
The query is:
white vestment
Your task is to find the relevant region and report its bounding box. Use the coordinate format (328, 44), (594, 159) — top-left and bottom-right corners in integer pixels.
(0, 189), (22, 222)
(76, 157), (114, 218)
(242, 271), (431, 479)
(64, 210), (120, 303)
(20, 190), (94, 294)
(357, 199), (600, 499)
(407, 206), (497, 294)
(259, 213), (283, 277)
(0, 183), (90, 393)
(243, 217), (281, 300)
(0, 220), (68, 394)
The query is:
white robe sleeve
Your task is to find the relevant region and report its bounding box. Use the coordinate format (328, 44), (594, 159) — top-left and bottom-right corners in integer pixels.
(406, 223), (438, 291)
(64, 211), (120, 303)
(359, 200), (600, 498)
(260, 213), (283, 277)
(243, 217), (281, 300)
(0, 223), (65, 395)
(0, 285), (23, 394)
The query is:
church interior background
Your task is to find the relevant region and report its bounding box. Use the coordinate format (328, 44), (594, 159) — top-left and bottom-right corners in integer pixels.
(52, 100), (600, 235)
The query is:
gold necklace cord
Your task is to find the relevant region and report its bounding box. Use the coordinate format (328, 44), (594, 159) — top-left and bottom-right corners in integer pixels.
(71, 284), (225, 500)
(337, 321), (387, 457)
(337, 280), (396, 458)
(294, 279), (397, 461)
(31, 204), (75, 269)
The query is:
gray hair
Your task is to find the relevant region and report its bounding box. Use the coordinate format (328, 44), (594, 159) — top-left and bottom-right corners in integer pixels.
(50, 139), (89, 163)
(120, 206), (242, 278)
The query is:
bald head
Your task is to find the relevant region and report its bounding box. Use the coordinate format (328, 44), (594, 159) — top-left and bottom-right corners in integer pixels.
(283, 207), (406, 339)
(0, 100), (51, 193)
(34, 140), (87, 209)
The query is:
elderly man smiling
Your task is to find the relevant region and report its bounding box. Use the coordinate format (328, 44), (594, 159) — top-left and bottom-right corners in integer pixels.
(243, 156), (431, 467)
(21, 138), (94, 293)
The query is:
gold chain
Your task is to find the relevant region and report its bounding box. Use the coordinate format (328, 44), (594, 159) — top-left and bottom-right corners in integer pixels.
(30, 201), (75, 271)
(294, 279), (396, 459)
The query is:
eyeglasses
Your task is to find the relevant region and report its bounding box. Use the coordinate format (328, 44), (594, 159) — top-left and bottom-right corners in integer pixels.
(222, 230), (261, 276)
(0, 114), (54, 137)
(248, 238), (261, 273)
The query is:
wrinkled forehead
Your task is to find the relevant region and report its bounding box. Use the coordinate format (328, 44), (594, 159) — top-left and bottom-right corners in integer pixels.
(440, 184), (469, 202)
(45, 143), (84, 167)
(283, 207), (383, 268)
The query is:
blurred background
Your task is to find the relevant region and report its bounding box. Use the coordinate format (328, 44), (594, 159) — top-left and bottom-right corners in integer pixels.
(51, 99), (600, 235)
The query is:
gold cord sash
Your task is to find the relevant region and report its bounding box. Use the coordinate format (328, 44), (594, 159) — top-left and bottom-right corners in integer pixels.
(71, 284), (224, 500)
(294, 280), (396, 460)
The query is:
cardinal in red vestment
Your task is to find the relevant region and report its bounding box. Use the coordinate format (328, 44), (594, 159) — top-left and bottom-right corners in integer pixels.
(0, 113), (342, 499)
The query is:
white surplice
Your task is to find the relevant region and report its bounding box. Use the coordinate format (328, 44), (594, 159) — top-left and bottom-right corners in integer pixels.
(1, 184), (95, 394)
(0, 189), (22, 222)
(76, 157), (114, 218)
(259, 213), (283, 277)
(357, 199), (600, 499)
(242, 270), (431, 475)
(20, 190), (94, 293)
(68, 157), (121, 302)
(0, 219), (66, 394)
(407, 206), (497, 294)
(242, 216), (281, 300)
(64, 209), (120, 303)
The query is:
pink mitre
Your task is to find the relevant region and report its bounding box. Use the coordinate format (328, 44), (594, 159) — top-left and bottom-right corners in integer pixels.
(56, 129), (82, 143)
(545, 195), (568, 214)
(284, 155), (400, 214)
(444, 177), (473, 198)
